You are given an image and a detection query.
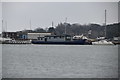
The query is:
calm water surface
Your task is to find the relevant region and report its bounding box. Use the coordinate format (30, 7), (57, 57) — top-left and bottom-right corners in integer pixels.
(2, 44), (118, 78)
(0, 44), (2, 79)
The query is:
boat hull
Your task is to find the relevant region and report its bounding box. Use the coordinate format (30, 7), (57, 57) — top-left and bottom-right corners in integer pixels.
(92, 40), (114, 45)
(31, 40), (91, 45)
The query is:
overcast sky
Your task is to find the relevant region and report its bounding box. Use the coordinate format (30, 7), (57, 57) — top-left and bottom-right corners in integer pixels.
(1, 2), (118, 32)
(0, 2), (2, 33)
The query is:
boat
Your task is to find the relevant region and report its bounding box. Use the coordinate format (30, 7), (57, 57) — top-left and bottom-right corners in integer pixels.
(0, 37), (12, 44)
(31, 35), (92, 45)
(0, 37), (12, 42)
(92, 10), (114, 45)
(32, 39), (88, 45)
(92, 39), (113, 45)
(31, 18), (91, 45)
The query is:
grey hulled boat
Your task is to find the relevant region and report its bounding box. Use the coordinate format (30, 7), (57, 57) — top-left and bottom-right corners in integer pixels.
(31, 35), (92, 45)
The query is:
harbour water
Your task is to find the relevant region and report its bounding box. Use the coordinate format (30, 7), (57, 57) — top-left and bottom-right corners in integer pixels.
(2, 44), (118, 78)
(0, 44), (2, 79)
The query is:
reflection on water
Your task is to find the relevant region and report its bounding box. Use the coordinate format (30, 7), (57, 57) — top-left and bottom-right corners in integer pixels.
(2, 44), (118, 78)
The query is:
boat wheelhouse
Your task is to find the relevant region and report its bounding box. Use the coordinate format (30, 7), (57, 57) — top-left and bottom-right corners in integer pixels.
(37, 35), (72, 42)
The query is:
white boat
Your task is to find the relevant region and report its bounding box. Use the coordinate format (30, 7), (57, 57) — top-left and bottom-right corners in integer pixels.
(92, 10), (114, 45)
(92, 40), (113, 45)
(0, 37), (12, 42)
(73, 34), (88, 40)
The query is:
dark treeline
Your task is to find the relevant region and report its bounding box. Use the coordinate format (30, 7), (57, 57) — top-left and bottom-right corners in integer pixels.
(25, 22), (120, 39)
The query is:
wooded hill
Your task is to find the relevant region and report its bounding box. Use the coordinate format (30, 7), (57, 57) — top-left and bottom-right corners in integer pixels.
(25, 22), (120, 39)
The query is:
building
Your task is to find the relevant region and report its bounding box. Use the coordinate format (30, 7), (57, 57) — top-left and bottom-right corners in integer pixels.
(17, 31), (28, 40)
(2, 31), (29, 40)
(27, 32), (51, 40)
(2, 31), (52, 40)
(2, 32), (18, 39)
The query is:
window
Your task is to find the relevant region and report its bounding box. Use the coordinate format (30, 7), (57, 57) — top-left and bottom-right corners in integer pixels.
(41, 38), (43, 40)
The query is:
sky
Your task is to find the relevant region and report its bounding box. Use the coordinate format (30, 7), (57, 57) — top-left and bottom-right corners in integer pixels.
(0, 2), (2, 33)
(1, 2), (119, 32)
(118, 2), (120, 22)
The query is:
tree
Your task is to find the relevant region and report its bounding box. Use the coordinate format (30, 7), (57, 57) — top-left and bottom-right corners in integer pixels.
(47, 27), (56, 35)
(34, 27), (46, 33)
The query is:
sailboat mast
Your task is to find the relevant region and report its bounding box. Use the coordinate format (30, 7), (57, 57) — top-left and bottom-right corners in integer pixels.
(30, 19), (31, 30)
(2, 19), (3, 37)
(105, 9), (107, 38)
(5, 20), (7, 32)
(65, 17), (67, 34)
(52, 21), (54, 27)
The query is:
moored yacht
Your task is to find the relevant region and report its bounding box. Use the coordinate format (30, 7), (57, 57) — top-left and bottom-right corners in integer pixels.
(92, 39), (113, 45)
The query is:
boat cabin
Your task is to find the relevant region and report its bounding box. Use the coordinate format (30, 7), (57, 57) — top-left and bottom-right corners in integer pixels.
(38, 35), (72, 42)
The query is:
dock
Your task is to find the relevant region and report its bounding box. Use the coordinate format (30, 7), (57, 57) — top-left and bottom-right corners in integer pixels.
(2, 40), (31, 44)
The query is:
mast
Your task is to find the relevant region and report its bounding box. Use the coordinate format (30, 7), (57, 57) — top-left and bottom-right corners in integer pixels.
(105, 9), (107, 38)
(2, 19), (5, 32)
(52, 21), (54, 27)
(1, 19), (3, 38)
(29, 19), (31, 30)
(5, 20), (7, 32)
(65, 17), (67, 34)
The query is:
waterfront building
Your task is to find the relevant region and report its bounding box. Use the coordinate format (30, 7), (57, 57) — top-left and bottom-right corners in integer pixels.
(17, 31), (28, 40)
(2, 32), (18, 39)
(2, 31), (52, 40)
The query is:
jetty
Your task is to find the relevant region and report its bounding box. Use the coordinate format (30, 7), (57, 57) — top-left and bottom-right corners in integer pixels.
(2, 40), (31, 44)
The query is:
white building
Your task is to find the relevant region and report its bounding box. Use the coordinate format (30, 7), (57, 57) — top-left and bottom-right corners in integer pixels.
(27, 33), (51, 40)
